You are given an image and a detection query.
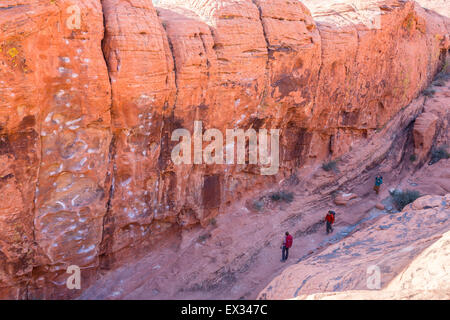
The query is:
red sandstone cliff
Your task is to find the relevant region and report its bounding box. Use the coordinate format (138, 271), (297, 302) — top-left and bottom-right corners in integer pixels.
(0, 0), (448, 298)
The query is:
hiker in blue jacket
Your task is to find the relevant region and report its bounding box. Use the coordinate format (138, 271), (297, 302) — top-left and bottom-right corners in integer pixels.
(374, 174), (383, 195)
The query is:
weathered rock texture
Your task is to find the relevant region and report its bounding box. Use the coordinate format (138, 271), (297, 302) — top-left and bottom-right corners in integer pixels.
(413, 111), (438, 161)
(78, 82), (450, 300)
(0, 0), (448, 298)
(102, 0), (449, 264)
(334, 192), (358, 205)
(99, 0), (177, 267)
(0, 0), (112, 298)
(293, 230), (450, 299)
(258, 194), (450, 300)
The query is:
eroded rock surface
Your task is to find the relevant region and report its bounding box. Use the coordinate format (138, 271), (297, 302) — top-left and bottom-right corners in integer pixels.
(258, 194), (450, 300)
(292, 229), (450, 299)
(0, 0), (111, 298)
(413, 112), (438, 161)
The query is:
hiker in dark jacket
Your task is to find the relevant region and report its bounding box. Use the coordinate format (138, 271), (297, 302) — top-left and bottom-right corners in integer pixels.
(280, 232), (293, 262)
(374, 174), (383, 195)
(325, 210), (335, 234)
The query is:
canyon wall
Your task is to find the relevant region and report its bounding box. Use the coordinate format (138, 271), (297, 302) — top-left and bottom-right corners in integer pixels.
(0, 0), (448, 298)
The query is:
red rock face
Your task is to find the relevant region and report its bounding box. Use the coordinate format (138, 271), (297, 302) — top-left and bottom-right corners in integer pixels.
(99, 0), (176, 264)
(0, 0), (111, 298)
(0, 0), (448, 298)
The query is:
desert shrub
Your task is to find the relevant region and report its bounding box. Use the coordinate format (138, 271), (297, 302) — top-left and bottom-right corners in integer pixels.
(253, 200), (264, 211)
(322, 160), (338, 172)
(409, 154), (417, 162)
(197, 233), (211, 243)
(422, 88), (435, 97)
(390, 189), (421, 211)
(270, 191), (294, 203)
(430, 146), (450, 164)
(209, 218), (217, 227)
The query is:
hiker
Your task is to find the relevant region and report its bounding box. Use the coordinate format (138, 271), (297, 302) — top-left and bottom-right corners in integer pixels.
(374, 174), (383, 195)
(325, 210), (335, 234)
(280, 231), (293, 262)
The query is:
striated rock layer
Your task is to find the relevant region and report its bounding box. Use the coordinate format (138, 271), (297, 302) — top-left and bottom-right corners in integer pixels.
(0, 0), (448, 298)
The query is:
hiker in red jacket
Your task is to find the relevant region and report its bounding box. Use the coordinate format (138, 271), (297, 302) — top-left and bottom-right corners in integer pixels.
(325, 210), (335, 234)
(280, 232), (293, 262)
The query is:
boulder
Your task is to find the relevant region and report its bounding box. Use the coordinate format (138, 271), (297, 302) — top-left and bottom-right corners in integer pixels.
(334, 192), (358, 205)
(413, 112), (438, 161)
(375, 203), (385, 210)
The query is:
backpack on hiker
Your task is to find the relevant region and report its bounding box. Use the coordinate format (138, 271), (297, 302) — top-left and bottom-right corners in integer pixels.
(285, 234), (293, 248)
(326, 211), (335, 224)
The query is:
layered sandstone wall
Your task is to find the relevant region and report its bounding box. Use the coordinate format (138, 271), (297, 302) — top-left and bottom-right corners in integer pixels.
(103, 0), (449, 262)
(0, 0), (448, 298)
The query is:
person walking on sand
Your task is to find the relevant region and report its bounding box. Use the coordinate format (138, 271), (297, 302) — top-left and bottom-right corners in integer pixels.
(280, 232), (293, 262)
(325, 210), (335, 234)
(374, 174), (383, 195)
